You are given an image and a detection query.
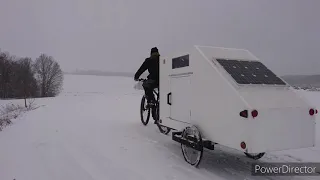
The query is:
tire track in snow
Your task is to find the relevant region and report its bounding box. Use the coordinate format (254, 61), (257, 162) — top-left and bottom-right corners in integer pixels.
(198, 145), (318, 180)
(63, 143), (148, 180)
(127, 124), (227, 180)
(35, 137), (97, 180)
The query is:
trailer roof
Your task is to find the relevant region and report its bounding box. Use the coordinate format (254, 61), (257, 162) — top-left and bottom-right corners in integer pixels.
(216, 59), (286, 85)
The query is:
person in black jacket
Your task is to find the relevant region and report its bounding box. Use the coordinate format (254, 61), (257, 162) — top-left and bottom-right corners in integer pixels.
(134, 47), (160, 107)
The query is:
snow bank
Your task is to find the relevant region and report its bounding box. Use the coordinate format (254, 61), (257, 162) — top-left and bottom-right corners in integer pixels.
(0, 98), (40, 131)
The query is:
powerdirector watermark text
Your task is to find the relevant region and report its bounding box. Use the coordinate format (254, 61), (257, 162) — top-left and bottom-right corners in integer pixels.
(252, 163), (320, 176)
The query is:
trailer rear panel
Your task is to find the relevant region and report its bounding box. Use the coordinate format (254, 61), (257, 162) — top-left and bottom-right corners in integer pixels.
(248, 107), (316, 153)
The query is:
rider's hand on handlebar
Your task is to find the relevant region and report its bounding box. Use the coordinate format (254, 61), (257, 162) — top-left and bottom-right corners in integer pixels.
(135, 78), (145, 82)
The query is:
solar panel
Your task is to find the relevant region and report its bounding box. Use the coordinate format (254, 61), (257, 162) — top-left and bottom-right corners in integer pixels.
(216, 59), (286, 85)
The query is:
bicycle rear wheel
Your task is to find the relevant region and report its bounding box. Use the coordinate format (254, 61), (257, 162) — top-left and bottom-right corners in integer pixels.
(140, 95), (150, 125)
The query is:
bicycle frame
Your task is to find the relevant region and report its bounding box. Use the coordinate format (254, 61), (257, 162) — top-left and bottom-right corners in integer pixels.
(153, 88), (159, 103)
(138, 78), (159, 104)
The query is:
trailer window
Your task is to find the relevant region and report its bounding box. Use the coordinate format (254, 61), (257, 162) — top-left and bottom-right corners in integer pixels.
(172, 55), (189, 69)
(216, 59), (286, 85)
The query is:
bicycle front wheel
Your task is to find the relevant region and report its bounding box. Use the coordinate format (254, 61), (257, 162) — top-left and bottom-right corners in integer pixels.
(140, 95), (150, 125)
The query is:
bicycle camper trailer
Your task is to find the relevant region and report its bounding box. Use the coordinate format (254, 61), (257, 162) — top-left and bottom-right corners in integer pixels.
(158, 45), (317, 166)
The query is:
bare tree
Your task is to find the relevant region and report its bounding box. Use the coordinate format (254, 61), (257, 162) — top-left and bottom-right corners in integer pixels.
(15, 57), (38, 107)
(34, 54), (63, 97)
(0, 51), (16, 99)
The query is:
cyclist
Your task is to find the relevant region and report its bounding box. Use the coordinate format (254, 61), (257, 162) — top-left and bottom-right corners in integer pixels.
(134, 47), (160, 108)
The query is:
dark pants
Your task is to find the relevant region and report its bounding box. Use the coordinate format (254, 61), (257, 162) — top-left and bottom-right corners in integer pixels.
(142, 79), (158, 103)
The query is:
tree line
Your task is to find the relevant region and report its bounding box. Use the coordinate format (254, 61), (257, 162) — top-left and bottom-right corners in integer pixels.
(0, 50), (63, 105)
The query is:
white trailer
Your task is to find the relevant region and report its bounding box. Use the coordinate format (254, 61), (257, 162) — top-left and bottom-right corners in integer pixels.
(156, 45), (317, 166)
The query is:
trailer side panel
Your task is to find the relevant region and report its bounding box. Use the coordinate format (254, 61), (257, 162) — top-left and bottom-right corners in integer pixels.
(191, 47), (251, 152)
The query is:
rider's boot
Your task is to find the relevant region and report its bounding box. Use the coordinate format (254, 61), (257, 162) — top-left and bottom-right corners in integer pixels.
(151, 105), (159, 124)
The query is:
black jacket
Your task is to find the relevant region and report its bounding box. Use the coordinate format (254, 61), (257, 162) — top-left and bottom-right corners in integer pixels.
(134, 54), (159, 82)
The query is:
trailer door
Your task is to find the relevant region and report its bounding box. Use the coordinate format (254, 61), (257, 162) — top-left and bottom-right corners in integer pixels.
(169, 75), (191, 123)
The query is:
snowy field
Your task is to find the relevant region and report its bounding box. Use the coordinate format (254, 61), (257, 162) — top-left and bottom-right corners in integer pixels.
(0, 74), (320, 180)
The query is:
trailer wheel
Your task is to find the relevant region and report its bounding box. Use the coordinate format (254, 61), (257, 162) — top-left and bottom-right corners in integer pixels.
(244, 152), (265, 160)
(140, 95), (150, 125)
(181, 126), (203, 167)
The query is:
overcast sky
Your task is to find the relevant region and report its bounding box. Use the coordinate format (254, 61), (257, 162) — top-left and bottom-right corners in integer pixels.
(0, 0), (319, 75)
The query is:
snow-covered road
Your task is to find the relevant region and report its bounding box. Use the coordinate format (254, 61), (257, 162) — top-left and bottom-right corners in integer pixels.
(0, 74), (319, 180)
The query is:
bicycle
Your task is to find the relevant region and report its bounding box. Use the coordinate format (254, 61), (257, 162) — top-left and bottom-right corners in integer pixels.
(138, 79), (171, 135)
